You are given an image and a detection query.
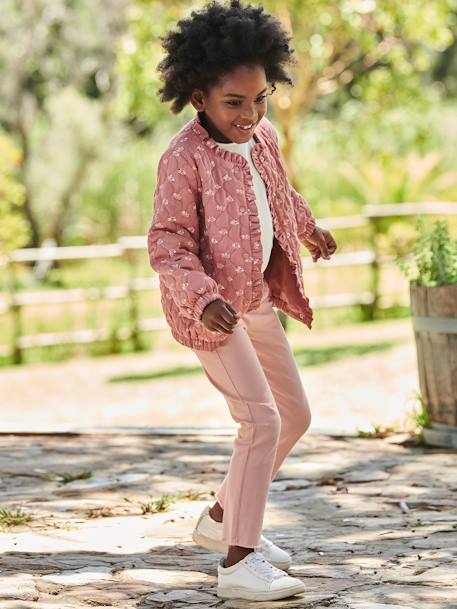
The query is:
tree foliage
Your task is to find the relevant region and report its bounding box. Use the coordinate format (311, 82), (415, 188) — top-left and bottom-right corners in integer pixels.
(119, 0), (456, 186)
(0, 0), (129, 246)
(0, 0), (455, 250)
(0, 132), (30, 256)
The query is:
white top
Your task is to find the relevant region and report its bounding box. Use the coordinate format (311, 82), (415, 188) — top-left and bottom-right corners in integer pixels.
(217, 136), (274, 273)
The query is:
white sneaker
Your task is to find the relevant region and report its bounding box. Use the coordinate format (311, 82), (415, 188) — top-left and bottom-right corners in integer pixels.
(192, 505), (291, 569)
(217, 551), (306, 601)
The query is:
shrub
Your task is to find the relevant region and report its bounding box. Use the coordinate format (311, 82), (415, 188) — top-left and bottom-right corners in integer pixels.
(395, 217), (457, 286)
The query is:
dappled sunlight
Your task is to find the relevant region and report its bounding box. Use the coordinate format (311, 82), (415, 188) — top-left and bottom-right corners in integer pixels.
(1, 0), (456, 605)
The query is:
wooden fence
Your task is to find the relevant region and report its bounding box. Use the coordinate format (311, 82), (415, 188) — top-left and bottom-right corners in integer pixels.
(0, 202), (456, 364)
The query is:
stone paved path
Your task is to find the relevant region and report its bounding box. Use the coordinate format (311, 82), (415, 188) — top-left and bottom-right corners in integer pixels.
(0, 430), (456, 608)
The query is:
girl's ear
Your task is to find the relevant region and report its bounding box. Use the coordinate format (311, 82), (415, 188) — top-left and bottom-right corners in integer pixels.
(190, 89), (205, 112)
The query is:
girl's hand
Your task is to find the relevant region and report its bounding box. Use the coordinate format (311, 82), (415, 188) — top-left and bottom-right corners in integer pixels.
(201, 299), (240, 334)
(303, 226), (337, 263)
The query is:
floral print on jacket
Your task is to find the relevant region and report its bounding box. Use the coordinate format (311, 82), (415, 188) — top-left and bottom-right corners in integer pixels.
(147, 112), (317, 352)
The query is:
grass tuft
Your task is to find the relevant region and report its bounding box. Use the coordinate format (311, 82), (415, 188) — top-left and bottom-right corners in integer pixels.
(0, 506), (34, 530)
(123, 489), (207, 514)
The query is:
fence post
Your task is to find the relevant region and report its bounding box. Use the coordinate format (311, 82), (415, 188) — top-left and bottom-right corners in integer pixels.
(123, 244), (142, 352)
(365, 211), (381, 321)
(7, 258), (23, 365)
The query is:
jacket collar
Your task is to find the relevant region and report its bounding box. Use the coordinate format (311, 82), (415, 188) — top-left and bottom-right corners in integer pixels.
(191, 111), (264, 149)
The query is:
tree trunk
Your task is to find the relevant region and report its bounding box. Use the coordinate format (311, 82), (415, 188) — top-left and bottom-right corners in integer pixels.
(16, 93), (41, 248)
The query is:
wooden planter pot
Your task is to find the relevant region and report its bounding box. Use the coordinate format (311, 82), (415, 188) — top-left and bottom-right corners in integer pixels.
(410, 284), (457, 448)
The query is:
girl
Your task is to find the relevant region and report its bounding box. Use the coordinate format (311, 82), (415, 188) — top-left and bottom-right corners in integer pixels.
(148, 0), (337, 601)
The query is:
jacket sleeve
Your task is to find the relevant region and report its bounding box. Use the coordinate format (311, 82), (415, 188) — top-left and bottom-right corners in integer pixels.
(147, 147), (223, 322)
(263, 117), (317, 242)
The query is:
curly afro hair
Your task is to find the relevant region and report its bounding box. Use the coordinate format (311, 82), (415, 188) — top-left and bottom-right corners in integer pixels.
(156, 0), (297, 114)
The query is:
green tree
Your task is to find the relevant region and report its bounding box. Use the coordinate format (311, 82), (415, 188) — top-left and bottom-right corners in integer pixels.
(120, 0), (456, 188)
(0, 0), (129, 247)
(0, 132), (30, 257)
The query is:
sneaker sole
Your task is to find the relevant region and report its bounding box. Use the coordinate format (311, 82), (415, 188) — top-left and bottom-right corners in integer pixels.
(192, 528), (227, 554)
(217, 581), (306, 601)
(192, 530), (291, 570)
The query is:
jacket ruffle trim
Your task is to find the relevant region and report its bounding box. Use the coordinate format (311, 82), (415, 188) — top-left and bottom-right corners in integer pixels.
(270, 295), (313, 329)
(302, 214), (316, 239)
(190, 114), (265, 313)
(289, 257), (315, 327)
(189, 113), (314, 329)
(247, 129), (315, 326)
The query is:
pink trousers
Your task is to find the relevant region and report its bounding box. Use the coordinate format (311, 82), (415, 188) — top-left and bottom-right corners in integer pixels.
(191, 276), (312, 548)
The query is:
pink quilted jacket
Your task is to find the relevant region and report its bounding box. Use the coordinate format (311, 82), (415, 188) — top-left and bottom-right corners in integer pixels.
(147, 111), (317, 352)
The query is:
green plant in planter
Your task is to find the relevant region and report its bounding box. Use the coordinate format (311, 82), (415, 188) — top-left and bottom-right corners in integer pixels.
(395, 216), (457, 449)
(395, 217), (457, 286)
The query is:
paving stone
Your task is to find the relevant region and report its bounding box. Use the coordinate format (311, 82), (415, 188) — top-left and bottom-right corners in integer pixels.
(143, 589), (217, 604)
(348, 601), (417, 609)
(269, 478), (313, 492)
(54, 472), (150, 493)
(348, 583), (457, 609)
(380, 563), (457, 585)
(342, 469), (390, 483)
(41, 566), (113, 585)
(0, 431), (455, 608)
(118, 567), (213, 587)
(0, 603), (79, 609)
(58, 583), (142, 605)
(0, 573), (38, 600)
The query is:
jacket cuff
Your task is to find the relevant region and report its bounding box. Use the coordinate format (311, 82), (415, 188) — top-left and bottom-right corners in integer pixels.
(303, 215), (317, 239)
(192, 292), (223, 322)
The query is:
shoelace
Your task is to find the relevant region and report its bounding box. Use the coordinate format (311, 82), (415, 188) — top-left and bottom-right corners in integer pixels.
(247, 553), (285, 580)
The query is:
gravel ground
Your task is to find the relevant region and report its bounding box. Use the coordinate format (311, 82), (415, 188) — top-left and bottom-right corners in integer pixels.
(0, 318), (419, 435)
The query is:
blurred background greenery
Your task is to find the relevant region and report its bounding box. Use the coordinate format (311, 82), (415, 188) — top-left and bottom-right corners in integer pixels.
(1, 0), (456, 366)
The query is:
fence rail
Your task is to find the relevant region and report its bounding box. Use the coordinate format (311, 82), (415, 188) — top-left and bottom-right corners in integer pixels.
(1, 202), (456, 363)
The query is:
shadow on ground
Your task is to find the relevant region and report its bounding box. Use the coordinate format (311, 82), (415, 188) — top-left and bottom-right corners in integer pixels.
(0, 432), (455, 608)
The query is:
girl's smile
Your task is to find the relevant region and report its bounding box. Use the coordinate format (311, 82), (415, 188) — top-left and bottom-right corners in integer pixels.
(232, 121), (257, 136)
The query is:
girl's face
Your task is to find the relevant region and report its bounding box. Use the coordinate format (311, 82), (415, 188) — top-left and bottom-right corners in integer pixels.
(191, 64), (271, 144)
